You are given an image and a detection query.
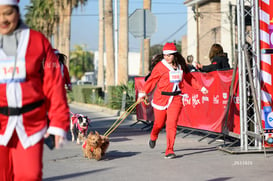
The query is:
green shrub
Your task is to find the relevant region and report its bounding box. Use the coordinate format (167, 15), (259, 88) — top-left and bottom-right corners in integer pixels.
(70, 81), (136, 112)
(72, 85), (103, 104)
(105, 80), (136, 111)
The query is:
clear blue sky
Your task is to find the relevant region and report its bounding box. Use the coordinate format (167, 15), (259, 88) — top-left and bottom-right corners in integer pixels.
(19, 0), (187, 52)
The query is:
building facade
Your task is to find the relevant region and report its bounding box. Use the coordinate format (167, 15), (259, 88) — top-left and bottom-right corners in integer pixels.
(184, 0), (236, 66)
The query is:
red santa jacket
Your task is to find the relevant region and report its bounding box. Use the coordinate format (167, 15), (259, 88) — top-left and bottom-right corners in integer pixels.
(144, 59), (203, 110)
(0, 29), (70, 149)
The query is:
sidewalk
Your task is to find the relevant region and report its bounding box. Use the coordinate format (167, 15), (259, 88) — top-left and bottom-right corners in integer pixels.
(42, 103), (273, 181)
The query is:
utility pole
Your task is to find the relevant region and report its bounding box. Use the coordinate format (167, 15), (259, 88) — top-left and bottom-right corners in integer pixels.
(193, 3), (200, 62)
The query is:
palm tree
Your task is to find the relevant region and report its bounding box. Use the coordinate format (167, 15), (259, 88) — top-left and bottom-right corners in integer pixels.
(104, 0), (115, 86)
(118, 0), (128, 85)
(143, 0), (151, 76)
(25, 0), (55, 40)
(56, 0), (87, 68)
(25, 0), (87, 69)
(98, 0), (105, 88)
(70, 45), (94, 80)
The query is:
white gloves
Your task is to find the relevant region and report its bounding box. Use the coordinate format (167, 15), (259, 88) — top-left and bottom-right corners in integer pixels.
(201, 87), (208, 94)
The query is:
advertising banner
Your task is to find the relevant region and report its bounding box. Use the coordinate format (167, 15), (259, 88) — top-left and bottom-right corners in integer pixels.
(135, 70), (240, 134)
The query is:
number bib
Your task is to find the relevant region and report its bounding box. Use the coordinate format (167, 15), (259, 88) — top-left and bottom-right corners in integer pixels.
(0, 56), (26, 83)
(169, 70), (182, 83)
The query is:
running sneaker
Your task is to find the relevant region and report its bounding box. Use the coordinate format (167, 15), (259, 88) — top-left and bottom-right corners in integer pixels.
(149, 140), (156, 149)
(164, 153), (176, 159)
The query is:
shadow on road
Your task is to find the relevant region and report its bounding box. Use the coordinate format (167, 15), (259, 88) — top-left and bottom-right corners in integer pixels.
(43, 168), (113, 181)
(103, 150), (141, 160)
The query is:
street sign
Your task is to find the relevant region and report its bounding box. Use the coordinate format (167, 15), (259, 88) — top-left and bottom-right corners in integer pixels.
(129, 9), (157, 39)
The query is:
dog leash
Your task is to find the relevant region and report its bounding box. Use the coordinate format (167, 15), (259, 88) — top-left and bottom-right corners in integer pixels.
(103, 99), (149, 137)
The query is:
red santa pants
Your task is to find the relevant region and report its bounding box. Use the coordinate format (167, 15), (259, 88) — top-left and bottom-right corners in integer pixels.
(0, 131), (43, 181)
(150, 95), (182, 155)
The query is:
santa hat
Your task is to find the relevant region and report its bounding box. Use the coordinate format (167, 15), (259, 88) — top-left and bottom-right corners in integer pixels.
(162, 42), (177, 55)
(0, 0), (19, 5)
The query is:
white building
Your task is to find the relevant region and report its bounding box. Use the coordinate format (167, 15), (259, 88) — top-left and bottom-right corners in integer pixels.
(93, 51), (141, 82)
(184, 0), (237, 66)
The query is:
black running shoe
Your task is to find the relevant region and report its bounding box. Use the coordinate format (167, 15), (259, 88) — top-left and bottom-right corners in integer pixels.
(149, 140), (156, 149)
(164, 153), (176, 159)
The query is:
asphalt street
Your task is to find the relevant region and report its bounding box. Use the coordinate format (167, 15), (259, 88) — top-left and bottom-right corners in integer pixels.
(42, 103), (273, 181)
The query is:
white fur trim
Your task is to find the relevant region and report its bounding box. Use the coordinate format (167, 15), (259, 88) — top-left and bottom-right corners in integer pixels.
(138, 92), (146, 98)
(0, 0), (18, 5)
(17, 126), (47, 149)
(47, 126), (67, 138)
(163, 50), (177, 55)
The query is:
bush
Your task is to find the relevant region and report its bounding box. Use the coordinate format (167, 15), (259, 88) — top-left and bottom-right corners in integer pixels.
(69, 81), (136, 111)
(72, 85), (103, 104)
(105, 81), (136, 111)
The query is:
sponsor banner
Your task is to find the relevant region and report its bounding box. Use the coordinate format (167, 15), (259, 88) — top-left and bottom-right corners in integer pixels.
(135, 70), (240, 134)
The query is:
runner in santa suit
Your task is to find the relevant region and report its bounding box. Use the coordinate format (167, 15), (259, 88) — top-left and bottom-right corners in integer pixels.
(0, 1), (70, 180)
(138, 42), (208, 159)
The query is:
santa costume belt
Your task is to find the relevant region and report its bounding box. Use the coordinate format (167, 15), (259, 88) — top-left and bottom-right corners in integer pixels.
(0, 100), (44, 116)
(161, 91), (181, 96)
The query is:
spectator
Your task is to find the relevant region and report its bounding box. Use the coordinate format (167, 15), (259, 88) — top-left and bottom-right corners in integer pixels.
(0, 1), (70, 180)
(196, 43), (231, 72)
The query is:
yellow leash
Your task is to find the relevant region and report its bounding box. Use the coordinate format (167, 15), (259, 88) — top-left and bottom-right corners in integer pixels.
(103, 99), (149, 137)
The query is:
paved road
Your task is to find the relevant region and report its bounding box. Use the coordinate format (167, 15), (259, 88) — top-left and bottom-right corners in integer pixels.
(42, 103), (273, 181)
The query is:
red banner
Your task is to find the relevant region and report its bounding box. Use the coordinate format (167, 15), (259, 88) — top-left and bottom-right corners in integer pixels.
(135, 70), (240, 134)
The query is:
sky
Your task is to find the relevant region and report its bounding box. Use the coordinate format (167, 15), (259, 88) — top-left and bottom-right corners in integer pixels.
(19, 0), (188, 52)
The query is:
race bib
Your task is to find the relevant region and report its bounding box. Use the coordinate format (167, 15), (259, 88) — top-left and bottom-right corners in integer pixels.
(0, 56), (26, 83)
(169, 70), (182, 83)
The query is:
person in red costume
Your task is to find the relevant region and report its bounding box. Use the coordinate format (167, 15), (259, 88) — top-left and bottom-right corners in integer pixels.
(53, 49), (72, 91)
(138, 42), (208, 159)
(0, 1), (70, 180)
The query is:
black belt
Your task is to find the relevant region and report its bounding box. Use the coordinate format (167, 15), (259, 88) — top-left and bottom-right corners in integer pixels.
(0, 100), (44, 116)
(161, 91), (181, 96)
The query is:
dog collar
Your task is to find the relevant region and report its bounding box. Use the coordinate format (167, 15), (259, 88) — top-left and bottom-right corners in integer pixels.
(82, 140), (94, 152)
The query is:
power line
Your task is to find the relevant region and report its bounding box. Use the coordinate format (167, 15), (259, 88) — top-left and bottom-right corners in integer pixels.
(159, 16), (193, 44)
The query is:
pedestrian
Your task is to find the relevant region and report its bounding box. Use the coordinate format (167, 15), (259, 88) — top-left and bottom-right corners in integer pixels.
(138, 42), (208, 159)
(53, 49), (72, 91)
(196, 43), (230, 72)
(186, 55), (198, 72)
(0, 1), (70, 180)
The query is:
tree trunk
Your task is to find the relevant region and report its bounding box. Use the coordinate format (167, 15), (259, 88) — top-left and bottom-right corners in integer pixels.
(118, 0), (128, 85)
(104, 0), (115, 86)
(53, 0), (60, 48)
(143, 0), (151, 76)
(57, 0), (64, 51)
(62, 1), (72, 68)
(97, 0), (105, 88)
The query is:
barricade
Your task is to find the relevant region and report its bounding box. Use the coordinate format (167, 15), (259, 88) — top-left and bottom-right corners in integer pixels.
(134, 70), (240, 142)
